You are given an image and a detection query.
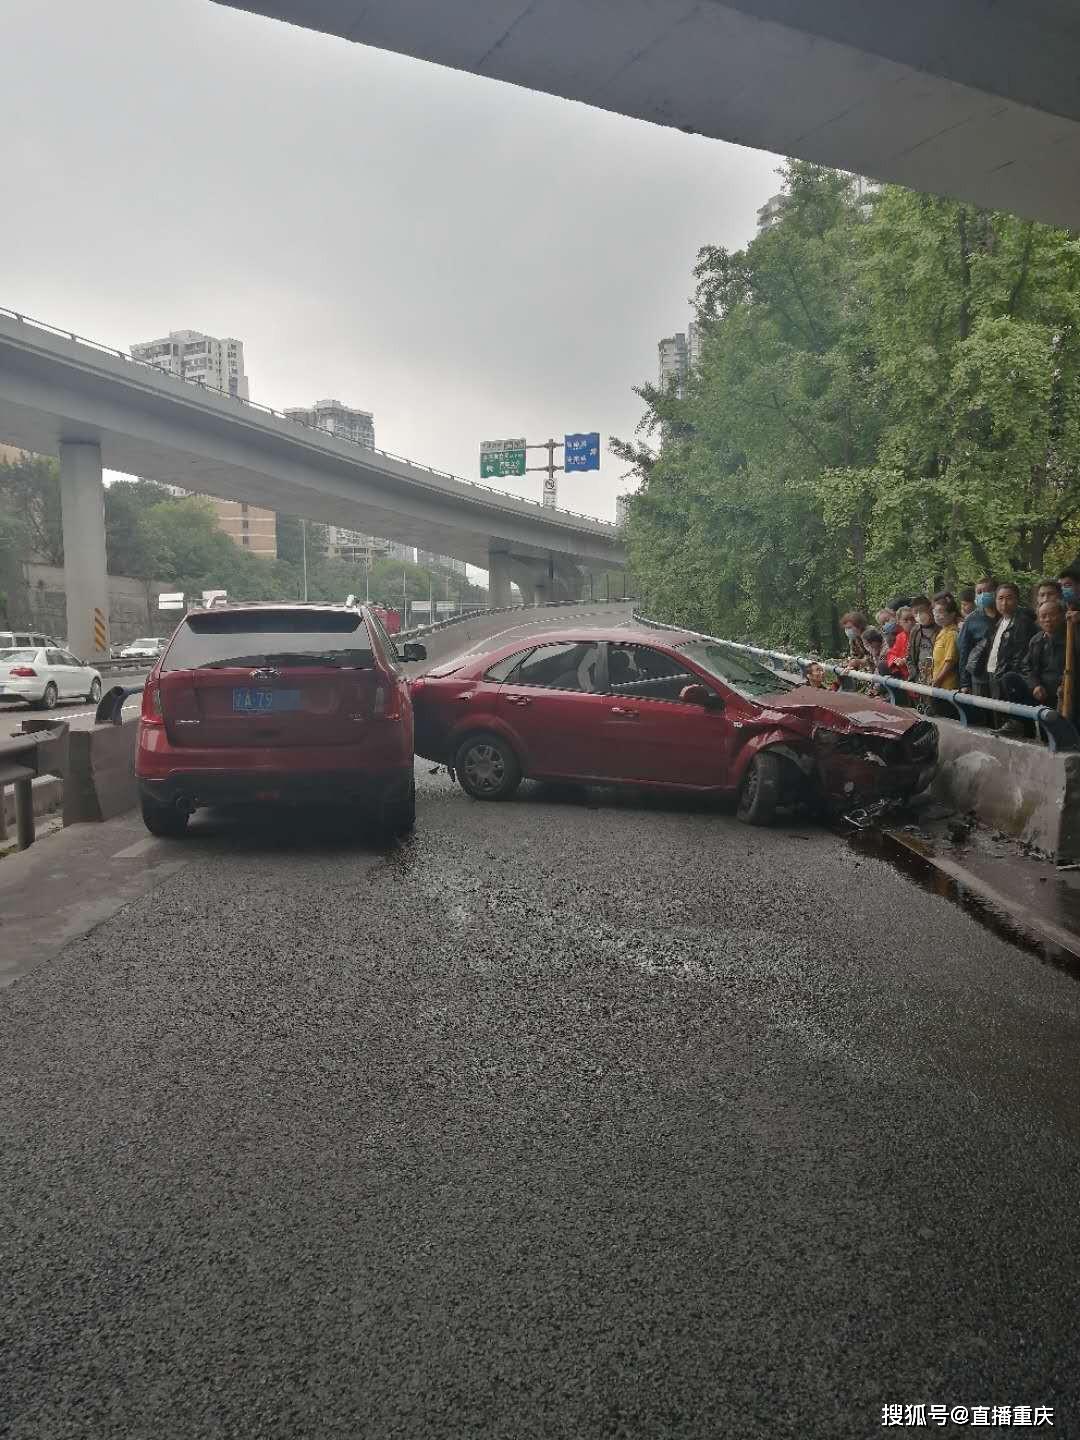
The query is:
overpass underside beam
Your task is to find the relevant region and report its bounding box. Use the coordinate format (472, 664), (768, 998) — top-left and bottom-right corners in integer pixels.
(489, 547), (584, 606)
(60, 442), (109, 662)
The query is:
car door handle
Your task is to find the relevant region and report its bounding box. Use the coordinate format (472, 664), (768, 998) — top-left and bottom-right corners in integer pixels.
(506, 695), (532, 707)
(610, 706), (639, 718)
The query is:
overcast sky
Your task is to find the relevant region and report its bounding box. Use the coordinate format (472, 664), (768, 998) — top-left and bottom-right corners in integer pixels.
(3, 0), (780, 526)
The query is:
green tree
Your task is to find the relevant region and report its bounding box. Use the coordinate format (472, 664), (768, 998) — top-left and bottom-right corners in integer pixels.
(0, 454), (63, 566)
(619, 163), (1080, 650)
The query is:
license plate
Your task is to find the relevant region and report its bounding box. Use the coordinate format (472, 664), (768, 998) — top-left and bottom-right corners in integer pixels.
(232, 688), (302, 713)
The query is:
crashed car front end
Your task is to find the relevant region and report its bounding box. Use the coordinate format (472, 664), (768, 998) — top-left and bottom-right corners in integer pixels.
(810, 718), (938, 813)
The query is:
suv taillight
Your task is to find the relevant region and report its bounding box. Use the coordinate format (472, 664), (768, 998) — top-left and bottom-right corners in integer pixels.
(9, 666), (37, 677)
(141, 683), (164, 726)
(372, 678), (400, 720)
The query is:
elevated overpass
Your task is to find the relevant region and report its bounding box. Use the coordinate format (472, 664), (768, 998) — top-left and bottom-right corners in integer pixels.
(216, 0), (1080, 231)
(0, 309), (625, 659)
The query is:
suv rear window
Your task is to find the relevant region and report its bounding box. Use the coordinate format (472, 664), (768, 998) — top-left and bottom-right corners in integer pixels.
(162, 611), (375, 672)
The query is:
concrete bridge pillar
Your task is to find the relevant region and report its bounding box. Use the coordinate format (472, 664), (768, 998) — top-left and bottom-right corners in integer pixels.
(487, 547), (513, 608)
(60, 442), (110, 662)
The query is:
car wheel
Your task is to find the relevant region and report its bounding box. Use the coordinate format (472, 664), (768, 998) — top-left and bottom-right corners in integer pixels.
(454, 733), (522, 801)
(380, 782), (416, 838)
(736, 751), (782, 826)
(87, 678), (102, 704)
(36, 682), (58, 712)
(140, 793), (189, 838)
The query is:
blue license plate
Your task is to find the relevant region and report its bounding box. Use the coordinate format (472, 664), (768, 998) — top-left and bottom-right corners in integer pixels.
(232, 688), (302, 713)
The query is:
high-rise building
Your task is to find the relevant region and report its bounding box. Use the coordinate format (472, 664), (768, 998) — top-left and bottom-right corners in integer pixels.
(129, 328), (272, 552)
(658, 322), (700, 396)
(131, 329), (249, 399)
(284, 399), (375, 450)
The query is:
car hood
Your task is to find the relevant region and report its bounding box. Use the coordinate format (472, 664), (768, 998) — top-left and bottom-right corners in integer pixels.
(760, 686), (915, 736)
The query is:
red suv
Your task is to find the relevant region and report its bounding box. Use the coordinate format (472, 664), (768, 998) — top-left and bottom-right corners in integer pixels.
(135, 603), (425, 837)
(410, 627), (937, 824)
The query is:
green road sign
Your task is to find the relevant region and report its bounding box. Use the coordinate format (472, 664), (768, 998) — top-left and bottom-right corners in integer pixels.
(480, 438), (526, 478)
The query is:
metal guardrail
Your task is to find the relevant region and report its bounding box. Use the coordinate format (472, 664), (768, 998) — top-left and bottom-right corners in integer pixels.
(0, 304), (620, 533)
(98, 658), (155, 675)
(632, 612), (1080, 753)
(0, 720), (69, 850)
(95, 685), (142, 726)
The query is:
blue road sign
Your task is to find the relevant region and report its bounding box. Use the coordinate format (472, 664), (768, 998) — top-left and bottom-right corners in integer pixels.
(564, 432), (601, 472)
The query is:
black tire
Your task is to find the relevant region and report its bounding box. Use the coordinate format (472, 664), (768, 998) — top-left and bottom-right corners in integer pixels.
(380, 782), (416, 838)
(140, 793), (189, 838)
(87, 678), (102, 704)
(37, 682), (58, 712)
(736, 751), (782, 826)
(454, 733), (522, 801)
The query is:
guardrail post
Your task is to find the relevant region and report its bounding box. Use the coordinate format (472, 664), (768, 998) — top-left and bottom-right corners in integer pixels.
(14, 777), (35, 849)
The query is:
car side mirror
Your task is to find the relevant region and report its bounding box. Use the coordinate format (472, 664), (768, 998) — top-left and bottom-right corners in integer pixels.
(402, 642), (427, 662)
(680, 683), (722, 710)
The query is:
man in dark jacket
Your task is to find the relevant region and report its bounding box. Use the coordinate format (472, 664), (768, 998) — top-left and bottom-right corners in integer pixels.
(1000, 595), (1077, 738)
(957, 575), (998, 698)
(987, 583), (1036, 701)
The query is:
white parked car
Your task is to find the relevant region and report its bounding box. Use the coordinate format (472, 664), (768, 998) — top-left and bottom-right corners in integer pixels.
(0, 646), (103, 710)
(119, 637), (167, 659)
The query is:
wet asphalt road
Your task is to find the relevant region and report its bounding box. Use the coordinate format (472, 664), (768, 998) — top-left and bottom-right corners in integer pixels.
(3, 770), (1080, 1438)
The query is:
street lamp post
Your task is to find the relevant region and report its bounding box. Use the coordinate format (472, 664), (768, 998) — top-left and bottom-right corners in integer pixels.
(301, 519), (309, 601)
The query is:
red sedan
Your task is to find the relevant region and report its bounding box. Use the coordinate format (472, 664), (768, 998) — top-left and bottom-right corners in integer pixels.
(410, 627), (938, 825)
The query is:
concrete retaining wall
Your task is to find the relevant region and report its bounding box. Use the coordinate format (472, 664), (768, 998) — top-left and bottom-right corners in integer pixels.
(63, 719), (139, 825)
(10, 564), (174, 645)
(930, 718), (1080, 864)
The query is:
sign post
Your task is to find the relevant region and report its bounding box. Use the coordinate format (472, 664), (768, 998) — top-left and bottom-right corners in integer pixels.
(481, 431), (600, 509)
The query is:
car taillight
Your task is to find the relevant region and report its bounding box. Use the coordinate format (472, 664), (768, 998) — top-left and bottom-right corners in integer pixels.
(8, 666), (37, 677)
(141, 683), (164, 726)
(372, 679), (401, 720)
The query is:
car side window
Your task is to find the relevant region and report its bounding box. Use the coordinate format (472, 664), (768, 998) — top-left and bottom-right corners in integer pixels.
(46, 649), (66, 666)
(507, 642), (601, 692)
(484, 648), (535, 682)
(606, 644), (698, 702)
(61, 652), (83, 667)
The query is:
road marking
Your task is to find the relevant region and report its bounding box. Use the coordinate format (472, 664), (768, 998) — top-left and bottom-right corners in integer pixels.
(112, 836), (158, 859)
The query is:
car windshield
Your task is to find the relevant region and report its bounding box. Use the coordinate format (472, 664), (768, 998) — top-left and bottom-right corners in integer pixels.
(162, 610), (375, 672)
(131, 638), (161, 647)
(0, 649), (37, 663)
(676, 640), (796, 699)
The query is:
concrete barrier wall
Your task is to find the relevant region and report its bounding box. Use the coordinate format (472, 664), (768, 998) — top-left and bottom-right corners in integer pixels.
(63, 719), (139, 825)
(929, 718), (1080, 864)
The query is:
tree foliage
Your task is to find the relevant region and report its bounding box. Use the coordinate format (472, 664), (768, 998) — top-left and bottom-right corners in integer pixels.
(617, 163), (1080, 650)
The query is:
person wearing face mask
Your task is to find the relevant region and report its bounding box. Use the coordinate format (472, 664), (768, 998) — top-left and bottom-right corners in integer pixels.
(930, 593), (961, 692)
(904, 596), (939, 692)
(957, 576), (999, 703)
(959, 587), (977, 620)
(1058, 569), (1080, 618)
(839, 611), (870, 668)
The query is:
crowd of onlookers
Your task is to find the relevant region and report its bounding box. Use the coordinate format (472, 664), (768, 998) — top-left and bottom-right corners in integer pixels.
(816, 570), (1080, 740)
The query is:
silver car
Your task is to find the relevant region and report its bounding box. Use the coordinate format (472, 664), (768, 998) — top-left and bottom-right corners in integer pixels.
(0, 646), (103, 709)
(119, 637), (167, 660)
